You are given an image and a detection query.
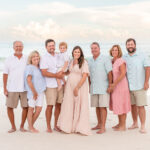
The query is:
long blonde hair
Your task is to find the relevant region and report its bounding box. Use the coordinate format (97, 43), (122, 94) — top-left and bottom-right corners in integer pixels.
(27, 50), (40, 65)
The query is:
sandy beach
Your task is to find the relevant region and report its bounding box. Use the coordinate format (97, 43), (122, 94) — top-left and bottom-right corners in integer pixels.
(0, 87), (150, 150)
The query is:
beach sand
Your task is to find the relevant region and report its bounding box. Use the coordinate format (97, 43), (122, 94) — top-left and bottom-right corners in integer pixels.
(0, 89), (150, 150)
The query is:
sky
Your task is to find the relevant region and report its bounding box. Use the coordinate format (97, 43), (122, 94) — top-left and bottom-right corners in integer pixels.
(0, 0), (150, 43)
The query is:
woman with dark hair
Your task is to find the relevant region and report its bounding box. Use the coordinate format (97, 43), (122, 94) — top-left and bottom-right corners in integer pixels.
(57, 46), (91, 135)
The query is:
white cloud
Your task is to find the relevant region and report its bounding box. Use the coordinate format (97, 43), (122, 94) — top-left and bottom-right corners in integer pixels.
(27, 2), (76, 15)
(12, 19), (71, 41)
(10, 1), (150, 42)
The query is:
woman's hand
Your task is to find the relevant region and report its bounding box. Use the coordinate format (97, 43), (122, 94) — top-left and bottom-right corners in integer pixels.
(107, 83), (116, 93)
(73, 87), (79, 97)
(109, 83), (116, 90)
(107, 87), (112, 93)
(33, 91), (38, 100)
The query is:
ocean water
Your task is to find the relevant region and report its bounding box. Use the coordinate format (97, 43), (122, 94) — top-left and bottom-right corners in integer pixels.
(0, 41), (150, 70)
(0, 42), (150, 100)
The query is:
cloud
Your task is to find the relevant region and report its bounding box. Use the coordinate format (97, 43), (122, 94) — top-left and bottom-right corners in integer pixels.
(12, 19), (68, 41)
(27, 2), (76, 15)
(9, 1), (150, 42)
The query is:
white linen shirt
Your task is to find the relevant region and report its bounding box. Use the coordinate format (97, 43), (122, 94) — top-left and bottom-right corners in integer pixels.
(40, 52), (60, 88)
(56, 51), (69, 69)
(3, 55), (27, 92)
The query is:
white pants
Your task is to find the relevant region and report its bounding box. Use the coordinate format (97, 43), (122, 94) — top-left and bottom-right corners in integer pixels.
(28, 92), (44, 108)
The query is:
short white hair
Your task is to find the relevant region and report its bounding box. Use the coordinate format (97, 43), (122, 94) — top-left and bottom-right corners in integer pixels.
(13, 41), (23, 47)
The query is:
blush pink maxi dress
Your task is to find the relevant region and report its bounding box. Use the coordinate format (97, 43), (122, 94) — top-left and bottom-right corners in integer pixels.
(57, 60), (91, 135)
(110, 58), (131, 115)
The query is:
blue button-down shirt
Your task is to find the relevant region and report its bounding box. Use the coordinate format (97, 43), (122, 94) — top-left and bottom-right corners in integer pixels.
(88, 55), (112, 95)
(24, 65), (46, 99)
(123, 51), (150, 91)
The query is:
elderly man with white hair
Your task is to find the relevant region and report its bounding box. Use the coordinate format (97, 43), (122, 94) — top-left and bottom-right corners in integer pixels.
(3, 41), (28, 133)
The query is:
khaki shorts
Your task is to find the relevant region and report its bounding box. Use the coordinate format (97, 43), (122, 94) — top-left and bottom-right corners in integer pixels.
(6, 92), (28, 108)
(45, 87), (64, 106)
(91, 93), (110, 107)
(130, 89), (147, 106)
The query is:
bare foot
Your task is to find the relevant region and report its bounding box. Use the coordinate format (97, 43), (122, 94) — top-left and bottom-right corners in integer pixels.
(139, 128), (147, 134)
(112, 124), (119, 129)
(96, 129), (106, 134)
(20, 128), (27, 132)
(91, 125), (101, 130)
(128, 124), (138, 130)
(46, 128), (53, 133)
(114, 126), (126, 131)
(29, 128), (39, 133)
(8, 128), (16, 133)
(54, 126), (61, 132)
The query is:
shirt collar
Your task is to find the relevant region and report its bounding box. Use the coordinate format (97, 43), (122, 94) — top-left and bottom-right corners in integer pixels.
(127, 50), (139, 57)
(13, 54), (24, 59)
(46, 51), (56, 57)
(92, 54), (102, 61)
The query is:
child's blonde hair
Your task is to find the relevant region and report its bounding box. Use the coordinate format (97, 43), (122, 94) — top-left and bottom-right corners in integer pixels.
(59, 42), (68, 49)
(27, 50), (40, 65)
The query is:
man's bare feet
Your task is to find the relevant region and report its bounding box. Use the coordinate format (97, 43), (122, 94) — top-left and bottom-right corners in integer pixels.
(96, 129), (106, 134)
(114, 126), (126, 131)
(91, 125), (101, 130)
(46, 128), (53, 133)
(54, 126), (61, 132)
(139, 128), (147, 134)
(112, 124), (119, 129)
(128, 124), (138, 130)
(8, 128), (16, 133)
(20, 128), (27, 132)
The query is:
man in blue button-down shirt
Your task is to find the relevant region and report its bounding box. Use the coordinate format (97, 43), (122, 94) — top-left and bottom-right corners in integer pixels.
(123, 38), (150, 133)
(88, 42), (113, 134)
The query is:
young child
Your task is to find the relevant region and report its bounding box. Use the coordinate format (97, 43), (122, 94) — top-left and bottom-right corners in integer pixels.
(24, 51), (46, 133)
(56, 42), (69, 91)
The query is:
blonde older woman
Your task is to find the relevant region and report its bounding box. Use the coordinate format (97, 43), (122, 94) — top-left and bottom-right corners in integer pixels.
(24, 51), (46, 133)
(109, 45), (131, 131)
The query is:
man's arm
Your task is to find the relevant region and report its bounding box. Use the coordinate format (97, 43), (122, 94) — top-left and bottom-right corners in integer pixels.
(88, 76), (91, 93)
(3, 74), (8, 97)
(108, 71), (113, 84)
(107, 71), (113, 93)
(144, 67), (150, 90)
(41, 69), (64, 79)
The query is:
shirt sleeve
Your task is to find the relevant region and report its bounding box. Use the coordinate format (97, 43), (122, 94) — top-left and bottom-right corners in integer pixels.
(104, 56), (112, 74)
(143, 54), (150, 67)
(25, 66), (33, 77)
(118, 58), (126, 66)
(40, 56), (49, 69)
(81, 60), (90, 75)
(3, 58), (9, 74)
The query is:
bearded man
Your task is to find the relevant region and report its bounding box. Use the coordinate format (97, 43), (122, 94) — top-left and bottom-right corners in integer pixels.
(123, 38), (150, 133)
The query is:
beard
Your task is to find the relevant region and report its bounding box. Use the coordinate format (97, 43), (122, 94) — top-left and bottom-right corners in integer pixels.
(127, 47), (136, 54)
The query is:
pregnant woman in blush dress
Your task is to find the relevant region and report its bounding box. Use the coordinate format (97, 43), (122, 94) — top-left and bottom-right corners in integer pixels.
(57, 46), (91, 135)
